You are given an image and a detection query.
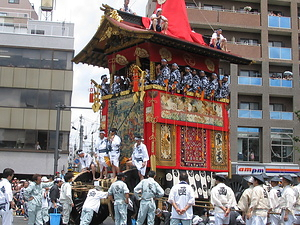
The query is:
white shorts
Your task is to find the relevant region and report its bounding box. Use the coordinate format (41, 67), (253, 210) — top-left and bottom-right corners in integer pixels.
(214, 213), (230, 225)
(109, 153), (120, 167)
(132, 160), (146, 176)
(245, 217), (252, 225)
(269, 213), (280, 225)
(251, 215), (267, 225)
(280, 213), (295, 225)
(294, 210), (300, 224)
(97, 154), (108, 171)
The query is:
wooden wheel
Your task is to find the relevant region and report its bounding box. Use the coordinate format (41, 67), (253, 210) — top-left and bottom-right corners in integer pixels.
(227, 175), (248, 201)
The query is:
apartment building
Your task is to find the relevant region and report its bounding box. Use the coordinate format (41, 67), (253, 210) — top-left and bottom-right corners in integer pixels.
(147, 0), (300, 176)
(0, 0), (74, 176)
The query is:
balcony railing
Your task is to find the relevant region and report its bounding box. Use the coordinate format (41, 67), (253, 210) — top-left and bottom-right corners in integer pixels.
(186, 6), (260, 15)
(270, 111), (293, 120)
(227, 42), (261, 59)
(268, 16), (291, 29)
(238, 77), (262, 86)
(238, 110), (262, 119)
(187, 8), (260, 27)
(269, 47), (292, 60)
(269, 78), (293, 87)
(0, 22), (72, 37)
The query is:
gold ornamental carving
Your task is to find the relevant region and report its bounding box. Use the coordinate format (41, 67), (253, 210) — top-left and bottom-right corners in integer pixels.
(183, 53), (196, 67)
(159, 48), (172, 61)
(115, 54), (128, 65)
(205, 59), (215, 72)
(135, 47), (149, 58)
(100, 26), (113, 41)
(110, 10), (123, 22)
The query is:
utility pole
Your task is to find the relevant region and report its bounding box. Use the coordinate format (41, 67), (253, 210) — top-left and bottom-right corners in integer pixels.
(91, 132), (94, 155)
(54, 103), (64, 175)
(54, 105), (91, 175)
(79, 115), (84, 150)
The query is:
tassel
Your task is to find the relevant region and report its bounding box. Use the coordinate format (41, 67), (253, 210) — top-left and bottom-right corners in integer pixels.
(200, 90), (205, 101)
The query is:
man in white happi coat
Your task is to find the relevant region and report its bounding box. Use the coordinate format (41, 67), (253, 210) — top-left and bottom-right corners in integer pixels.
(210, 174), (236, 225)
(77, 149), (97, 180)
(134, 171), (164, 225)
(95, 130), (108, 179)
(280, 175), (295, 225)
(247, 174), (270, 225)
(237, 176), (254, 225)
(108, 128), (122, 178)
(168, 172), (195, 225)
(79, 187), (108, 225)
(268, 176), (282, 225)
(126, 135), (149, 180)
(294, 172), (300, 225)
(0, 168), (15, 225)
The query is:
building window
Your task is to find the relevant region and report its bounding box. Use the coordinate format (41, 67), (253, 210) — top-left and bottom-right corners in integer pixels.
(0, 47), (73, 70)
(31, 30), (45, 35)
(8, 0), (19, 3)
(237, 127), (260, 162)
(271, 128), (293, 162)
(268, 41), (283, 47)
(269, 104), (284, 112)
(0, 129), (69, 151)
(239, 102), (260, 110)
(186, 2), (197, 8)
(203, 4), (222, 10)
(240, 70), (261, 77)
(0, 88), (71, 109)
(240, 39), (259, 46)
(238, 70), (262, 86)
(238, 102), (262, 118)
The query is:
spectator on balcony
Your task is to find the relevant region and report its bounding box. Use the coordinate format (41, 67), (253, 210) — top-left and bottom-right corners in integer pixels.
(210, 28), (228, 52)
(287, 75), (293, 80)
(150, 8), (168, 34)
(270, 74), (277, 79)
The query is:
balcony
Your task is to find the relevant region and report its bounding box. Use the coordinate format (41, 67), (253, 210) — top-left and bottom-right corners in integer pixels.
(269, 47), (292, 60)
(238, 77), (262, 86)
(269, 79), (293, 88)
(227, 42), (261, 59)
(270, 111), (293, 120)
(187, 8), (260, 27)
(268, 16), (291, 29)
(238, 110), (262, 119)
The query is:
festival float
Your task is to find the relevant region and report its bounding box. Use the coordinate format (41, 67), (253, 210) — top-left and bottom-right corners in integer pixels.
(71, 1), (252, 224)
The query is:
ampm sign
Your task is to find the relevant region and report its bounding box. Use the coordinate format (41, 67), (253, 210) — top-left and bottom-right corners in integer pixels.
(237, 166), (265, 175)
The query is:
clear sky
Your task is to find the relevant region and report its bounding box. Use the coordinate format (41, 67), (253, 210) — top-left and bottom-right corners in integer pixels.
(29, 0), (148, 151)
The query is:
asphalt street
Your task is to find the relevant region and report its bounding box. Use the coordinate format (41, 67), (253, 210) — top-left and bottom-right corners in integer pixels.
(0, 215), (115, 225)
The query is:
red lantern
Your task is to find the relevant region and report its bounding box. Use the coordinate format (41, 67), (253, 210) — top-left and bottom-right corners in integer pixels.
(89, 87), (94, 103)
(133, 68), (139, 92)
